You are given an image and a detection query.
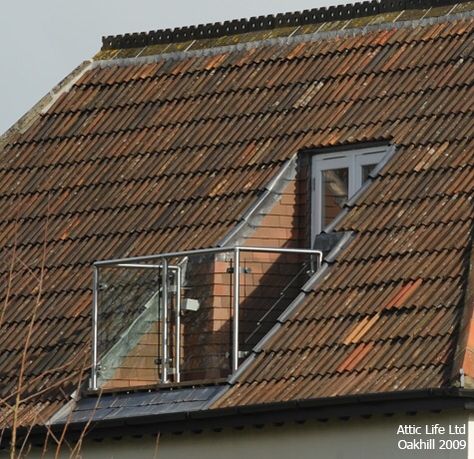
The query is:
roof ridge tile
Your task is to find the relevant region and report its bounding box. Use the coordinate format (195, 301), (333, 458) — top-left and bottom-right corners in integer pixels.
(101, 0), (460, 51)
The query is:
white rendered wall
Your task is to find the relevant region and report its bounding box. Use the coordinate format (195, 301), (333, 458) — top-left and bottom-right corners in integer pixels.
(16, 409), (471, 459)
(468, 412), (474, 459)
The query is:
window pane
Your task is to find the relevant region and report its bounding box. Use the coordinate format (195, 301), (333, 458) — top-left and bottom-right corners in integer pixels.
(362, 163), (377, 183)
(322, 168), (348, 229)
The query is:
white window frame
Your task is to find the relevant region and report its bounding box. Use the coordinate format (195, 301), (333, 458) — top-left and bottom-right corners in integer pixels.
(311, 146), (388, 243)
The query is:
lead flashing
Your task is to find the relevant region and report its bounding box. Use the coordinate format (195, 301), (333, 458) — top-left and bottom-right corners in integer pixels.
(219, 157), (297, 247)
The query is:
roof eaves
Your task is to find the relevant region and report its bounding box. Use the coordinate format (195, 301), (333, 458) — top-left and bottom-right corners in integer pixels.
(10, 388), (474, 444)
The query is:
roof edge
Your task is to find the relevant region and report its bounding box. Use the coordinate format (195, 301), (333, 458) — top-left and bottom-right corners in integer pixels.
(8, 388), (474, 445)
(451, 212), (474, 387)
(101, 0), (459, 50)
(0, 61), (92, 149)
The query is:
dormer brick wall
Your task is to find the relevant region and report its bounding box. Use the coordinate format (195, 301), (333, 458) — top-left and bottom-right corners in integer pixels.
(102, 172), (309, 389)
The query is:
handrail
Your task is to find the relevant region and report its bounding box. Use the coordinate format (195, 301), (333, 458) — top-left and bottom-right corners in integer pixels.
(90, 246), (322, 390)
(93, 246), (322, 267)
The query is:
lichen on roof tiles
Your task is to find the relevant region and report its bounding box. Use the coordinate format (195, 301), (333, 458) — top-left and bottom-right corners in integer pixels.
(94, 1), (474, 60)
(0, 0), (473, 428)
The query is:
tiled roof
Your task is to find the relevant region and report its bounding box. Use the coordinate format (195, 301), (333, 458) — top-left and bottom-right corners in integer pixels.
(0, 0), (473, 428)
(95, 0), (468, 60)
(102, 0), (459, 50)
(213, 13), (474, 406)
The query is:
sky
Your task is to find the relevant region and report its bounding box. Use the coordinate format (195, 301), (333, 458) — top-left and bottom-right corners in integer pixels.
(0, 0), (344, 135)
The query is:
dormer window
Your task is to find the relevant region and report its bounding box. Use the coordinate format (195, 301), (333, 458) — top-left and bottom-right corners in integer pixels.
(311, 146), (389, 241)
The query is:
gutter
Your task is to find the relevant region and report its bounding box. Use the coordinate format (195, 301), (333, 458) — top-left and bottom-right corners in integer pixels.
(7, 388), (474, 444)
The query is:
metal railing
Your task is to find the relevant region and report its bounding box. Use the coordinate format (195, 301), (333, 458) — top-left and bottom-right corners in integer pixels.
(90, 246), (322, 391)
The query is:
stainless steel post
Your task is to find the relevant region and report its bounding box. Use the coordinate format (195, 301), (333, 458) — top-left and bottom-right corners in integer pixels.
(161, 258), (169, 383)
(175, 266), (181, 383)
(91, 266), (99, 391)
(309, 254), (315, 274)
(232, 248), (240, 373)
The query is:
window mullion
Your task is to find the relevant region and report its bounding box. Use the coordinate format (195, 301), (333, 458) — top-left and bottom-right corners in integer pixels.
(350, 154), (357, 197)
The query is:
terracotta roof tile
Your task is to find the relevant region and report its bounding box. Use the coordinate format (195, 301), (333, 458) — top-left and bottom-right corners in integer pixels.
(211, 14), (474, 408)
(1, 4), (473, 425)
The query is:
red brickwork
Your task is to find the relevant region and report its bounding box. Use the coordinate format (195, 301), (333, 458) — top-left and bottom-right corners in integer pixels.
(105, 175), (309, 388)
